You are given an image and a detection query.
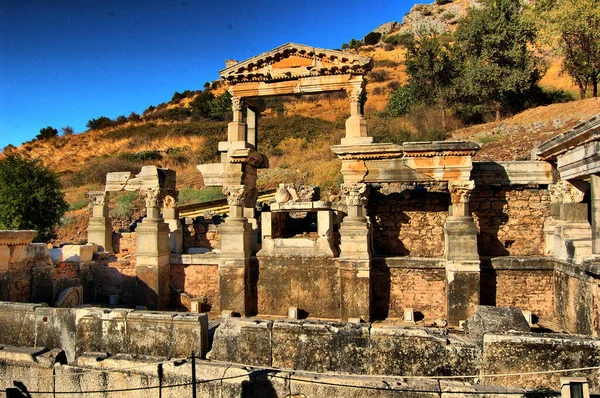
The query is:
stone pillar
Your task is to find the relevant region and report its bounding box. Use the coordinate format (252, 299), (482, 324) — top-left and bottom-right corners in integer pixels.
(341, 85), (373, 146)
(228, 97), (246, 143)
(136, 188), (171, 310)
(339, 183), (372, 321)
(219, 185), (254, 315)
(87, 191), (113, 252)
(247, 106), (258, 149)
(445, 181), (480, 326)
(162, 192), (183, 254)
(592, 174), (600, 254)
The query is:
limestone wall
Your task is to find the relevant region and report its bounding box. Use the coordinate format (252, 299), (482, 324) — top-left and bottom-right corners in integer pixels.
(368, 188), (449, 257)
(554, 261), (600, 336)
(170, 256), (220, 313)
(471, 186), (550, 257)
(372, 258), (446, 320)
(0, 303), (209, 362)
(0, 347), (534, 398)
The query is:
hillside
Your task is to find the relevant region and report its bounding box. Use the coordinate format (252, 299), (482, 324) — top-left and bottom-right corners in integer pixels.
(1, 0), (596, 244)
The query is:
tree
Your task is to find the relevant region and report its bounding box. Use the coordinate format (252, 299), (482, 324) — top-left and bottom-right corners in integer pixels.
(534, 0), (600, 98)
(86, 116), (114, 130)
(404, 30), (458, 128)
(190, 90), (215, 119)
(386, 86), (414, 117)
(453, 0), (544, 120)
(364, 31), (382, 45)
(209, 91), (233, 121)
(60, 126), (75, 136)
(36, 126), (58, 140)
(0, 155), (68, 242)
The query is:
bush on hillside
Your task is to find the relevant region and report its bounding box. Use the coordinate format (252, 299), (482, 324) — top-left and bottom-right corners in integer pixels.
(60, 126), (75, 136)
(86, 116), (114, 130)
(369, 69), (391, 82)
(36, 126), (59, 140)
(364, 31), (382, 45)
(384, 33), (414, 47)
(0, 155), (68, 242)
(386, 86), (414, 117)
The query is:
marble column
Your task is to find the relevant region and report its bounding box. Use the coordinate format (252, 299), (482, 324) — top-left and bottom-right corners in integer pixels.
(445, 180), (480, 326)
(219, 185), (254, 315)
(246, 105), (258, 149)
(591, 174), (600, 254)
(87, 191), (113, 252)
(227, 97), (247, 143)
(341, 85), (373, 145)
(162, 192), (183, 254)
(339, 183), (372, 321)
(136, 188), (171, 310)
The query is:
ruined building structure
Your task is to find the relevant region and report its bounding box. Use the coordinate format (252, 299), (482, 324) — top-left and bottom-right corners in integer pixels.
(1, 43), (600, 397)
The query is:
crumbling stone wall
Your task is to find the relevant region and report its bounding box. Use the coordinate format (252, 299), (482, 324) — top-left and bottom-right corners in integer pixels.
(368, 187), (449, 257)
(554, 261), (600, 336)
(495, 270), (554, 319)
(182, 217), (221, 252)
(91, 255), (136, 304)
(372, 258), (446, 320)
(471, 186), (550, 257)
(170, 262), (219, 312)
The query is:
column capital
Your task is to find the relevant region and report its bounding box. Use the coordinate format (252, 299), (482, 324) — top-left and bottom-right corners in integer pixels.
(231, 96), (244, 112)
(223, 185), (252, 207)
(162, 191), (179, 209)
(549, 180), (586, 203)
(341, 183), (369, 207)
(88, 191), (109, 206)
(448, 181), (474, 204)
(141, 187), (164, 209)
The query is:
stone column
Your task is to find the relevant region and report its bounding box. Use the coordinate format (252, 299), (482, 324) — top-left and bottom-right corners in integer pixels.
(445, 181), (480, 326)
(338, 183), (372, 321)
(246, 105), (258, 149)
(228, 97), (246, 143)
(162, 192), (183, 254)
(219, 185), (254, 315)
(135, 188), (171, 310)
(591, 174), (600, 254)
(341, 85), (373, 146)
(87, 191), (113, 252)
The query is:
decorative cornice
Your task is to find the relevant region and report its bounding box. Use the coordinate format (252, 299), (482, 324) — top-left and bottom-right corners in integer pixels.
(219, 43), (373, 83)
(536, 114), (600, 161)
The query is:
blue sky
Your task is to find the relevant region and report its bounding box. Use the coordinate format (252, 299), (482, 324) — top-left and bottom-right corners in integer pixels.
(0, 0), (413, 149)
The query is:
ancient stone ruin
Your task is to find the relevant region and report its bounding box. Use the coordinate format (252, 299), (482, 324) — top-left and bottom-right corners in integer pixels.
(0, 43), (599, 397)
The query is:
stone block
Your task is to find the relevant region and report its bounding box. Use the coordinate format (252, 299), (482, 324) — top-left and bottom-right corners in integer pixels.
(0, 302), (46, 346)
(34, 306), (77, 362)
(464, 306), (530, 343)
(207, 317), (272, 366)
(172, 313), (209, 358)
(61, 245), (94, 262)
(271, 320), (370, 374)
(126, 310), (177, 358)
(369, 327), (480, 376)
(0, 245), (9, 271)
(560, 203), (588, 221)
(75, 307), (131, 357)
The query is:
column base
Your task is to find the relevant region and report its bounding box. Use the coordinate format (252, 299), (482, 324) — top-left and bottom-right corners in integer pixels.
(339, 259), (371, 321)
(339, 217), (372, 260)
(446, 261), (480, 326)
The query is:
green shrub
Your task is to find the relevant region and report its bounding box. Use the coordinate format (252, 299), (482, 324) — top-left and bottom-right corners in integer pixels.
(386, 86), (414, 117)
(37, 126), (59, 140)
(384, 33), (414, 47)
(179, 187), (225, 205)
(68, 199), (88, 211)
(369, 69), (391, 82)
(435, 0), (453, 4)
(364, 31), (382, 45)
(0, 155), (68, 242)
(86, 116), (114, 130)
(111, 192), (139, 219)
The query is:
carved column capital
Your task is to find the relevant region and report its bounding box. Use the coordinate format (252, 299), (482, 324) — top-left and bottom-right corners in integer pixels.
(223, 185), (251, 207)
(549, 180), (586, 203)
(448, 181), (474, 204)
(88, 191), (109, 207)
(231, 96), (244, 112)
(348, 87), (364, 103)
(162, 191), (179, 209)
(141, 188), (163, 209)
(341, 183), (370, 207)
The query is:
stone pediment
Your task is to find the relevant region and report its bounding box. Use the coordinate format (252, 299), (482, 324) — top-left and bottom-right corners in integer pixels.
(219, 43), (373, 83)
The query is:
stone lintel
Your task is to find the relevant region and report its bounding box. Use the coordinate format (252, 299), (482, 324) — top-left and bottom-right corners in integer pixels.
(196, 163), (224, 186)
(557, 141), (600, 180)
(105, 166), (176, 192)
(472, 161), (554, 186)
(0, 230), (37, 246)
(331, 142), (403, 160)
(270, 201), (332, 212)
(372, 256), (446, 269)
(402, 141), (480, 156)
(536, 115), (600, 161)
(228, 74), (365, 98)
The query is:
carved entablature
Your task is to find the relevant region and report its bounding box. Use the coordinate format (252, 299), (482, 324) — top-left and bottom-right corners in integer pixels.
(219, 43), (373, 84)
(402, 142), (480, 158)
(223, 185), (252, 207)
(88, 191), (109, 207)
(341, 183), (370, 207)
(448, 181), (475, 204)
(330, 143), (403, 161)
